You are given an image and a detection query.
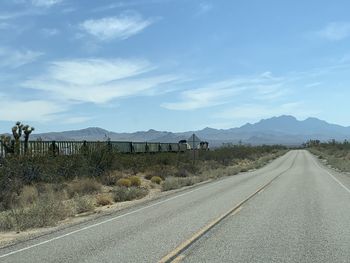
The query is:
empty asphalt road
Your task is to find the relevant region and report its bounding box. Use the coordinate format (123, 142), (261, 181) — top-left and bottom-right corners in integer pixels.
(1, 150), (350, 262)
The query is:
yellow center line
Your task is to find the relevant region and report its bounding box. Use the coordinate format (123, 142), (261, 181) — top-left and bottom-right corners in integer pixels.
(158, 152), (298, 263)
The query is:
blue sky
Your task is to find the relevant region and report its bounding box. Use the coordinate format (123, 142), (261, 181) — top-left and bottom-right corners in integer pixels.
(1, 0), (350, 133)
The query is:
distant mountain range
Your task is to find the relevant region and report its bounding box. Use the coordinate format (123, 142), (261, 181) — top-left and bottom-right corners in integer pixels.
(24, 115), (350, 147)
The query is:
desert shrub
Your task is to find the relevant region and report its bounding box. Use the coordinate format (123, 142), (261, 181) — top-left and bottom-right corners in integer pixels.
(162, 177), (182, 191)
(48, 155), (89, 181)
(0, 211), (14, 231)
(101, 171), (123, 186)
(175, 167), (189, 177)
(116, 178), (131, 188)
(85, 145), (118, 177)
(18, 185), (38, 207)
(66, 178), (102, 198)
(10, 191), (69, 231)
(127, 187), (148, 200)
(150, 176), (162, 184)
(146, 165), (175, 179)
(144, 172), (153, 180)
(96, 194), (113, 206)
(112, 187), (148, 202)
(162, 177), (200, 191)
(128, 176), (141, 187)
(71, 195), (95, 214)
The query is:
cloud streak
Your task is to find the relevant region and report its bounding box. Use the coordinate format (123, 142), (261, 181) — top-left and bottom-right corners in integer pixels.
(80, 13), (154, 41)
(0, 98), (67, 122)
(31, 0), (63, 7)
(196, 2), (213, 16)
(316, 22), (350, 41)
(23, 58), (179, 104)
(162, 72), (288, 111)
(0, 47), (43, 68)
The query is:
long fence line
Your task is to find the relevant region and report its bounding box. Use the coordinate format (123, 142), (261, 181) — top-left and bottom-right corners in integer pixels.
(0, 141), (188, 158)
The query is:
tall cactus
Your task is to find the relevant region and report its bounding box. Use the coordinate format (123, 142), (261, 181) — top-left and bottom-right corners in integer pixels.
(0, 135), (14, 154)
(12, 121), (23, 155)
(1, 122), (35, 156)
(23, 125), (35, 154)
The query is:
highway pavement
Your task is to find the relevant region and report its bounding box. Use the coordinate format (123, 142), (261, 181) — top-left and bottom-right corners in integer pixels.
(1, 150), (349, 262)
(182, 150), (350, 263)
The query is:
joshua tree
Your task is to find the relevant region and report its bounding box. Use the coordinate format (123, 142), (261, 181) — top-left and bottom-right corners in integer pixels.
(23, 125), (35, 154)
(0, 135), (14, 154)
(0, 122), (35, 155)
(12, 122), (23, 155)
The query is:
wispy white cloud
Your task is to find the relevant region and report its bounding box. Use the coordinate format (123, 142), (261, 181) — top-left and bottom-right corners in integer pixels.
(44, 58), (153, 86)
(305, 82), (322, 88)
(0, 47), (43, 68)
(56, 116), (92, 124)
(0, 9), (41, 20)
(162, 81), (248, 110)
(162, 72), (288, 111)
(31, 0), (63, 7)
(41, 28), (59, 36)
(23, 58), (179, 104)
(316, 22), (350, 41)
(92, 3), (134, 13)
(79, 13), (154, 41)
(0, 22), (11, 29)
(0, 98), (67, 122)
(92, 0), (175, 13)
(215, 102), (319, 122)
(196, 2), (213, 16)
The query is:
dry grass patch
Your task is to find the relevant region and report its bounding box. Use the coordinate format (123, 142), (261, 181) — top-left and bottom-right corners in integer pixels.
(162, 177), (201, 191)
(18, 185), (39, 207)
(116, 178), (132, 188)
(95, 194), (113, 207)
(0, 191), (71, 232)
(150, 176), (162, 184)
(68, 195), (95, 214)
(112, 187), (149, 202)
(101, 171), (123, 186)
(66, 178), (102, 198)
(128, 176), (141, 187)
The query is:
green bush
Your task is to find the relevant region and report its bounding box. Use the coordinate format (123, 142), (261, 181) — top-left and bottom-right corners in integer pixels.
(150, 176), (162, 184)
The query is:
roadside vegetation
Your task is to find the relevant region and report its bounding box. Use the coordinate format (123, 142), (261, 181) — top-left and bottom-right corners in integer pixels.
(307, 139), (350, 172)
(0, 123), (287, 233)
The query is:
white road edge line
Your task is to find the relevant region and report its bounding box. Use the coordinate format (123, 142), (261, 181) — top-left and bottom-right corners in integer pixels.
(0, 152), (291, 259)
(312, 154), (350, 194)
(0, 178), (226, 259)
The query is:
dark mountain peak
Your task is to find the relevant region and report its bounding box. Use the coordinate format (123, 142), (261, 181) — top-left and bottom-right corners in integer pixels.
(29, 115), (350, 146)
(201, 127), (217, 132)
(303, 117), (328, 124)
(260, 115), (298, 123)
(83, 127), (109, 133)
(240, 115), (297, 129)
(146, 129), (161, 133)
